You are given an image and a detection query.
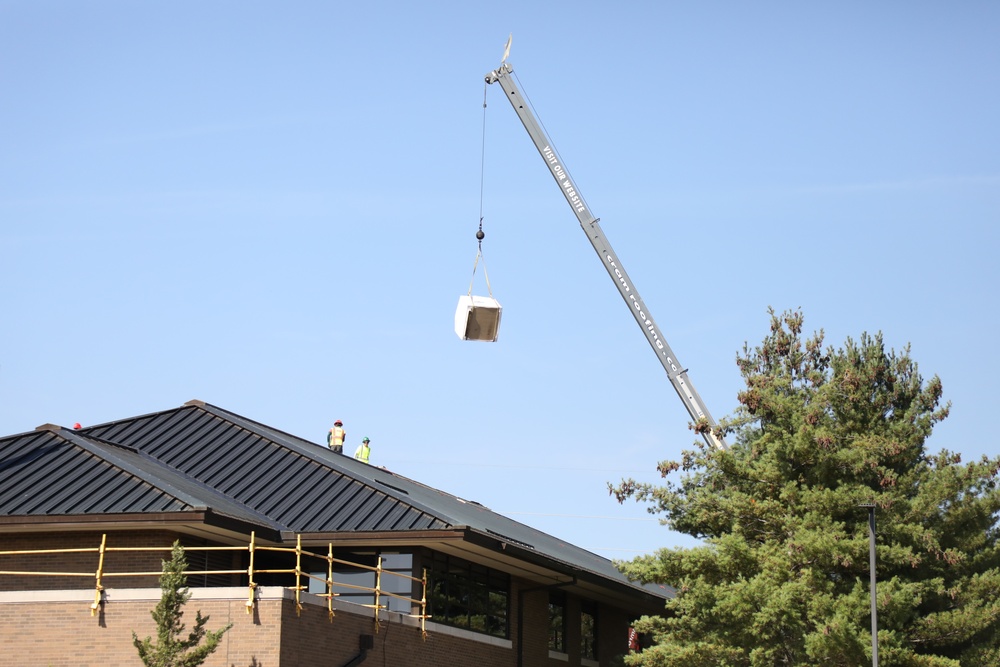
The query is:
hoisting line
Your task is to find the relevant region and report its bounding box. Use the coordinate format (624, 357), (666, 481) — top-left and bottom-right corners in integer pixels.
(468, 80), (494, 299)
(478, 80), (488, 241)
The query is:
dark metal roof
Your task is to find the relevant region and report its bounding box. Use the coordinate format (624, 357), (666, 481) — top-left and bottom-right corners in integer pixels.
(81, 401), (450, 533)
(0, 400), (670, 602)
(0, 426), (277, 530)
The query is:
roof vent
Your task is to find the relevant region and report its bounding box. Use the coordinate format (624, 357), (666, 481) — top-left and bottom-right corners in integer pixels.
(374, 479), (409, 495)
(486, 529), (534, 550)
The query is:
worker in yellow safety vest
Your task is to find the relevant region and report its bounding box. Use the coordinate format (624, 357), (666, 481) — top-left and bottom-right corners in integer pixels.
(354, 437), (371, 464)
(327, 420), (346, 454)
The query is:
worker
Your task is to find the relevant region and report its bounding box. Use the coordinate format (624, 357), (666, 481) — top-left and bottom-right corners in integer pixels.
(327, 420), (346, 454)
(354, 437), (371, 464)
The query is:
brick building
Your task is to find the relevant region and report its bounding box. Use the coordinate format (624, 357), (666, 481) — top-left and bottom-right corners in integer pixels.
(0, 400), (669, 666)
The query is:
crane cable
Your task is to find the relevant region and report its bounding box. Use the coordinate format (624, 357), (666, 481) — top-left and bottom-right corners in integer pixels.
(467, 80), (494, 299)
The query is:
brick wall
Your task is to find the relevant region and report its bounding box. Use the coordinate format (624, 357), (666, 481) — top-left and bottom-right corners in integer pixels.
(0, 585), (637, 667)
(517, 583), (553, 663)
(0, 530), (193, 591)
(514, 583), (635, 667)
(0, 590), (269, 667)
(279, 599), (515, 667)
(0, 587), (515, 667)
(0, 531), (649, 666)
(596, 601), (632, 665)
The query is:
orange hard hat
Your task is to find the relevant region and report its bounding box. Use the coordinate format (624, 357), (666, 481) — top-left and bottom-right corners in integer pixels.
(334, 420), (343, 426)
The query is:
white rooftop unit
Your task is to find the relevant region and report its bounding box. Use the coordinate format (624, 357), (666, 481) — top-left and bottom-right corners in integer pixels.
(454, 295), (502, 342)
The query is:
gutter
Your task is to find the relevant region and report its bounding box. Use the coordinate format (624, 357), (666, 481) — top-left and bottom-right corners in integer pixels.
(339, 634), (374, 667)
(463, 528), (670, 609)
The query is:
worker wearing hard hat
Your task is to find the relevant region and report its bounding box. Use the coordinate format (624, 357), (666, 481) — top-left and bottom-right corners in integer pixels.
(327, 420), (346, 454)
(354, 437), (371, 464)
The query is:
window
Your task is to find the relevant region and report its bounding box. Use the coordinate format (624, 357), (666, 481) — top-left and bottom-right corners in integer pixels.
(581, 600), (598, 660)
(549, 590), (566, 652)
(380, 552), (416, 613)
(427, 551), (509, 638)
(308, 551), (415, 613)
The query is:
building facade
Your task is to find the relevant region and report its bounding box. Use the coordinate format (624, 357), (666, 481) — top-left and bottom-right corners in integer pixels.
(0, 400), (670, 666)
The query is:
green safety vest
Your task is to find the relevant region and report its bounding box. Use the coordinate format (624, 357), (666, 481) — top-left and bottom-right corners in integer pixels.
(355, 444), (370, 463)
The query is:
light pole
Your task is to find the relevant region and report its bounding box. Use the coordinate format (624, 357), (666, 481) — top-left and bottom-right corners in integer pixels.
(860, 503), (878, 667)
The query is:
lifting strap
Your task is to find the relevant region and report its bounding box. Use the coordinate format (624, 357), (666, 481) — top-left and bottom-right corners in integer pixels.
(467, 236), (493, 299)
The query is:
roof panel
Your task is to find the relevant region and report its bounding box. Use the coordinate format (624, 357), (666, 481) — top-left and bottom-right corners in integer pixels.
(357, 495), (403, 532)
(285, 471), (356, 527)
(2, 401), (668, 602)
(0, 432), (191, 517)
(54, 462), (121, 513)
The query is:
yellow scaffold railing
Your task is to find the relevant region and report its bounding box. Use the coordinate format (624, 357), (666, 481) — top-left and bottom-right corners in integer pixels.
(0, 532), (430, 637)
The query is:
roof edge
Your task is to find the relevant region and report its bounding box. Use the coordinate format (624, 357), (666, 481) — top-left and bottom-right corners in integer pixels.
(463, 528), (671, 604)
(0, 510), (284, 543)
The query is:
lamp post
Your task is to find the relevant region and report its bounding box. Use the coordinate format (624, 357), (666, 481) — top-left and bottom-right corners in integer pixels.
(860, 503), (878, 667)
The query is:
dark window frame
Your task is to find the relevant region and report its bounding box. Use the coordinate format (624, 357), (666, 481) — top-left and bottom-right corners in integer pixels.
(426, 550), (510, 638)
(307, 549), (416, 614)
(549, 590), (567, 653)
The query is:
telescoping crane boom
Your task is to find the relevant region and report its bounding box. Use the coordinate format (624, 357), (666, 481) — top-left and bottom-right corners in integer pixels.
(486, 62), (727, 451)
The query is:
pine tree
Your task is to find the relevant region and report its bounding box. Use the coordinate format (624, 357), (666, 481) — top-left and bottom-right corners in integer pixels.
(613, 309), (1000, 666)
(132, 541), (232, 667)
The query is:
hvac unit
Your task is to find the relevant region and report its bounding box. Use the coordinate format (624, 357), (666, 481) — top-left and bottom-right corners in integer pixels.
(454, 295), (502, 342)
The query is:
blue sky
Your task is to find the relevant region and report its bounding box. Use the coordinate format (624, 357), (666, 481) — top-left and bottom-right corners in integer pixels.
(2, 2), (998, 560)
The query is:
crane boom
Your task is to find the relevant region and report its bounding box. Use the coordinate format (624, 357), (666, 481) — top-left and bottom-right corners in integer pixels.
(486, 62), (726, 450)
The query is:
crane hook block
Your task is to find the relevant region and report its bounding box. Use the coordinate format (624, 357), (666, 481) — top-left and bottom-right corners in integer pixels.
(476, 229), (485, 241)
(455, 295), (502, 342)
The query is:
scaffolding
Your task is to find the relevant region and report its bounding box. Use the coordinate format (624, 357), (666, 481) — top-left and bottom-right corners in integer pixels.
(0, 532), (429, 637)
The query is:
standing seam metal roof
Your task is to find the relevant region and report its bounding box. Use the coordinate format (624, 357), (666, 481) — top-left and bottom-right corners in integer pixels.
(0, 428), (275, 526)
(0, 401), (671, 601)
(81, 402), (450, 534)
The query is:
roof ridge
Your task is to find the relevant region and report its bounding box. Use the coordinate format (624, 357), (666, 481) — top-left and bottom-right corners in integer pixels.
(61, 428), (207, 509)
(190, 401), (457, 527)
